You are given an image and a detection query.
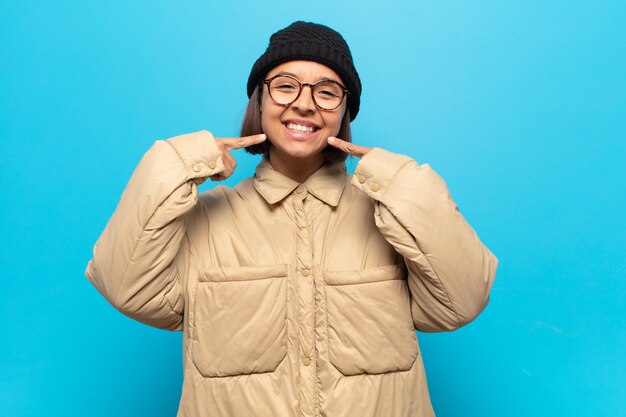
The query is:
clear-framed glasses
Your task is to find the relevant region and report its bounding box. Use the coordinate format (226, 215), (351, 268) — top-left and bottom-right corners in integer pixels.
(263, 74), (349, 111)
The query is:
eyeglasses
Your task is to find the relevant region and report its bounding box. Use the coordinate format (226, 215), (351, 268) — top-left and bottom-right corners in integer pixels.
(263, 74), (349, 111)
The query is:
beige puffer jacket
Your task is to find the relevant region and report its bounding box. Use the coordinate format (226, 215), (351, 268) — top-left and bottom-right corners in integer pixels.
(86, 130), (498, 417)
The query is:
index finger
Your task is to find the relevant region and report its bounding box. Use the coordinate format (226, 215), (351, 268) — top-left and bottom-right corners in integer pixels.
(327, 137), (372, 158)
(218, 134), (267, 150)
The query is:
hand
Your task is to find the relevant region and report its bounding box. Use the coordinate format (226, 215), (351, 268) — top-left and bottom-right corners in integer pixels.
(327, 137), (372, 158)
(210, 134), (267, 181)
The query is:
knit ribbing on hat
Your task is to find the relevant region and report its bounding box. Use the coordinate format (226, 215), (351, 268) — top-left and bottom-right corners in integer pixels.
(247, 21), (361, 121)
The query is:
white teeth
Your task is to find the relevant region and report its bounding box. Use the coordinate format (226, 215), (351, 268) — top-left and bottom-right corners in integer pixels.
(286, 122), (316, 133)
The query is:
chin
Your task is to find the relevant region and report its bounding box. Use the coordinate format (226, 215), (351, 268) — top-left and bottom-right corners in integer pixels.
(285, 148), (321, 159)
(273, 141), (325, 161)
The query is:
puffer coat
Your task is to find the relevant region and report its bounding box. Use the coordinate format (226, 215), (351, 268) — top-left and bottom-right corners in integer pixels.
(85, 130), (498, 417)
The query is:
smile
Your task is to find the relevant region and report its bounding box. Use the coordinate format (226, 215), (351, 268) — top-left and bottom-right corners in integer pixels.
(284, 122), (319, 133)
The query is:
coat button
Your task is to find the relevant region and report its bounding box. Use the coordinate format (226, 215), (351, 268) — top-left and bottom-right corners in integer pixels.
(192, 164), (202, 173)
(296, 185), (306, 194)
(371, 182), (380, 192)
(302, 268), (310, 277)
(302, 357), (311, 366)
(357, 174), (365, 183)
(208, 160), (217, 169)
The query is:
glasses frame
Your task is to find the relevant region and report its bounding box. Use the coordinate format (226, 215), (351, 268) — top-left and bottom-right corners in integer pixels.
(263, 74), (350, 111)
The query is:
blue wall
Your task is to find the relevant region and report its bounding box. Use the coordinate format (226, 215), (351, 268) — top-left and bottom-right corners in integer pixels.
(1, 1), (624, 416)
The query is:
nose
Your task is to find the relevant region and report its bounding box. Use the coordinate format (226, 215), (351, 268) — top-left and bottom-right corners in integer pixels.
(291, 84), (316, 113)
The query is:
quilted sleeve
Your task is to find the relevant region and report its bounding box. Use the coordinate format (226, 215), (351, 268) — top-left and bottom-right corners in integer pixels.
(351, 147), (499, 332)
(85, 130), (225, 330)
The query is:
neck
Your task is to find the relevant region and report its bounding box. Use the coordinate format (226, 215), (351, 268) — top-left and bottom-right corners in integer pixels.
(268, 148), (325, 183)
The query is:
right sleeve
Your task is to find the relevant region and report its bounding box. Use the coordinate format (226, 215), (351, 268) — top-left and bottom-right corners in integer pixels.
(85, 130), (225, 331)
(351, 148), (498, 332)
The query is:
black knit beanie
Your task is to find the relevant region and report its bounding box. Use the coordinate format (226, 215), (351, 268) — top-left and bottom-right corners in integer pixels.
(247, 21), (361, 121)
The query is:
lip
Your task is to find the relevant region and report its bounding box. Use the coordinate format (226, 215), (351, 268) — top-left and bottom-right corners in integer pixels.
(282, 118), (322, 130)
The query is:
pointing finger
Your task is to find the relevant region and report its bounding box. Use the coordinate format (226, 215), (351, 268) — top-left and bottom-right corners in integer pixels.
(219, 134), (267, 150)
(327, 137), (372, 158)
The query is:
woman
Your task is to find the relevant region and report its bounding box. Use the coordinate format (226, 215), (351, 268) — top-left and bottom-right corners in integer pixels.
(86, 21), (498, 417)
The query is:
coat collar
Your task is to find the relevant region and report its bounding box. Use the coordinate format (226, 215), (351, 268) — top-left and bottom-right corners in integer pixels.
(253, 156), (347, 207)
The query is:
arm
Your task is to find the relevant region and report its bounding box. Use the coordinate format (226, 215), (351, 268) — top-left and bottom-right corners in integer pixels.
(351, 147), (499, 332)
(85, 130), (226, 330)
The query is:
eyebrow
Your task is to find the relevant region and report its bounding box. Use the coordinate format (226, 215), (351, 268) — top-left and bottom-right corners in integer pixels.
(275, 71), (342, 84)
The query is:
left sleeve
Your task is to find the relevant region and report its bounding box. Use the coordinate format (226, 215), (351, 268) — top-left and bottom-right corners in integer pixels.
(351, 147), (499, 332)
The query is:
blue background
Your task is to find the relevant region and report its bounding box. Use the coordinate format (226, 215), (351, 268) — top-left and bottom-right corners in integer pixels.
(1, 1), (625, 416)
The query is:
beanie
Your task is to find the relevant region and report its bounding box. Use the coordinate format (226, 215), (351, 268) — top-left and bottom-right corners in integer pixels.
(247, 21), (361, 121)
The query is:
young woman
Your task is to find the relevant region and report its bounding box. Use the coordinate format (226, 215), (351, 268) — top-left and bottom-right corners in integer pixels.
(86, 21), (498, 417)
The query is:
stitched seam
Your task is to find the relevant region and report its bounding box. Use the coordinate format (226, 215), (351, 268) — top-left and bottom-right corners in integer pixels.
(162, 270), (183, 322)
(331, 360), (417, 377)
(192, 354), (289, 379)
(196, 276), (285, 284)
(330, 358), (416, 378)
(163, 285), (175, 312)
(186, 280), (198, 363)
(311, 265), (319, 416)
(324, 278), (403, 287)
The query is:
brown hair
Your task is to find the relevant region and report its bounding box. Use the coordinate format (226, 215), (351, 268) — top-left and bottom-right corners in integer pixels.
(241, 84), (352, 163)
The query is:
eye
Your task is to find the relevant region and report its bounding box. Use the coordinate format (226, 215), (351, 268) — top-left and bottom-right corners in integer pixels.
(318, 89), (340, 98)
(315, 82), (343, 99)
(270, 76), (300, 92)
(275, 83), (297, 90)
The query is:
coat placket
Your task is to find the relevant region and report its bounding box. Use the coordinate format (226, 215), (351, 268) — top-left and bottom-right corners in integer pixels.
(292, 184), (318, 417)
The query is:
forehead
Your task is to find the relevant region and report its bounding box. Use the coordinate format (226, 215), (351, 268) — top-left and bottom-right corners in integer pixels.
(266, 60), (344, 84)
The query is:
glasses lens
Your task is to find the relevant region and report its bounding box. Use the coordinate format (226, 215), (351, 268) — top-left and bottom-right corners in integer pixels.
(268, 76), (300, 105)
(313, 81), (345, 110)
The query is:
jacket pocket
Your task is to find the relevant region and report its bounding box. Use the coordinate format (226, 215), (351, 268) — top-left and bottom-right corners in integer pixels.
(324, 264), (419, 376)
(190, 264), (288, 377)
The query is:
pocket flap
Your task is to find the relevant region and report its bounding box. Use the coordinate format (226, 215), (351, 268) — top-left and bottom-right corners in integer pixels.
(199, 264), (288, 282)
(324, 263), (406, 285)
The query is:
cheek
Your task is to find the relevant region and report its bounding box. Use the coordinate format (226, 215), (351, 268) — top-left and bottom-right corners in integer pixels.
(260, 98), (283, 131)
(259, 104), (272, 132)
(325, 108), (346, 136)
(261, 113), (280, 135)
